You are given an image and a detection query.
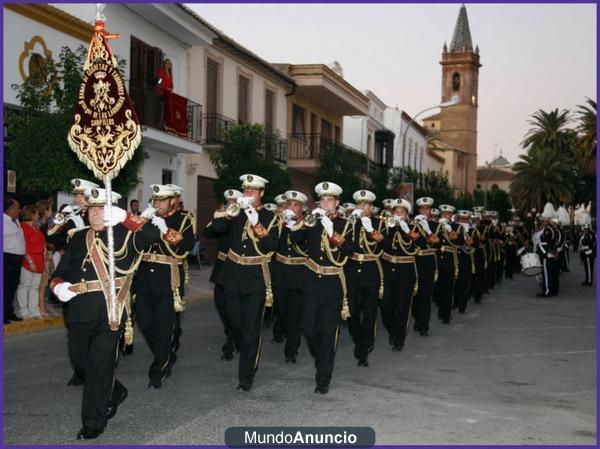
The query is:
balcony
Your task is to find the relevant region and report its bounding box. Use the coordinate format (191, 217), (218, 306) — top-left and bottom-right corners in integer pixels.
(258, 131), (288, 165)
(203, 113), (237, 145)
(130, 87), (203, 155)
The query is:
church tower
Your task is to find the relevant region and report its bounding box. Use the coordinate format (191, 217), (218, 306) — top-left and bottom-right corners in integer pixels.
(436, 4), (481, 193)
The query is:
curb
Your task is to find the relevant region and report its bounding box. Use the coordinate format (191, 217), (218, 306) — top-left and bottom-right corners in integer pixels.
(4, 294), (215, 338)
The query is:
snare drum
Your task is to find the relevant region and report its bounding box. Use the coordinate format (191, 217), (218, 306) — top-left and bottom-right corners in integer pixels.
(521, 252), (542, 276)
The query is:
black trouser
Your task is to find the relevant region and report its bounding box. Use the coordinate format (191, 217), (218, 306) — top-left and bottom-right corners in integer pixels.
(540, 255), (559, 295)
(3, 252), (23, 319)
(68, 319), (124, 431)
(434, 251), (456, 321)
(559, 250), (569, 272)
(412, 254), (436, 334)
(225, 290), (265, 388)
(214, 284), (235, 353)
(453, 252), (473, 313)
(347, 284), (378, 361)
(471, 249), (486, 302)
(380, 263), (416, 347)
(302, 291), (342, 388)
(496, 251), (504, 284)
(135, 291), (176, 383)
(582, 255), (595, 284)
(274, 287), (303, 357)
(271, 299), (285, 341)
(486, 252), (496, 291)
(505, 248), (516, 279)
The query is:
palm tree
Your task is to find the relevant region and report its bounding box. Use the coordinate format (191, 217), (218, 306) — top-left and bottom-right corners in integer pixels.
(521, 108), (576, 155)
(574, 97), (596, 174)
(509, 146), (573, 211)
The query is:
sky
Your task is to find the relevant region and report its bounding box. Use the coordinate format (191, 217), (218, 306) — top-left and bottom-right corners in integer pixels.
(186, 3), (596, 166)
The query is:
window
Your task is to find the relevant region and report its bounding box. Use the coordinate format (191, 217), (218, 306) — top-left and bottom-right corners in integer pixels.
(321, 119), (332, 141)
(292, 104), (305, 135)
(162, 169), (173, 185)
(452, 72), (460, 91)
(206, 58), (219, 115)
(334, 125), (341, 143)
(238, 75), (250, 123)
(265, 89), (275, 130)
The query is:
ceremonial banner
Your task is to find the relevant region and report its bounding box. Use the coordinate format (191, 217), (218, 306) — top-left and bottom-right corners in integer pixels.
(396, 182), (414, 211)
(164, 91), (188, 137)
(68, 18), (141, 181)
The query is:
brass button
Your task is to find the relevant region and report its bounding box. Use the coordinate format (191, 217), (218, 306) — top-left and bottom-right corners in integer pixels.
(319, 256), (323, 261)
(243, 245), (246, 249)
(242, 253), (245, 257)
(392, 268), (395, 272)
(82, 268), (87, 272)
(318, 275), (322, 278)
(150, 268), (154, 273)
(357, 269), (362, 273)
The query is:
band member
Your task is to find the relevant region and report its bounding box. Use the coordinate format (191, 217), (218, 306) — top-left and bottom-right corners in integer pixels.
(480, 210), (496, 293)
(380, 198), (418, 351)
(432, 204), (461, 324)
(133, 184), (196, 389)
(536, 216), (558, 297)
(50, 188), (162, 439)
(211, 174), (279, 392)
(203, 189), (242, 360)
(504, 221), (519, 279)
(345, 189), (384, 367)
(264, 194), (286, 335)
(288, 181), (353, 394)
(470, 208), (487, 304)
(579, 224), (596, 286)
(430, 208), (440, 222)
(453, 210), (475, 314)
(410, 197), (439, 336)
(272, 190), (309, 363)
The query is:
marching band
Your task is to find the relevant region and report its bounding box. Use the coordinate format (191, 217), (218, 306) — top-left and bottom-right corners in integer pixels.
(45, 175), (594, 439)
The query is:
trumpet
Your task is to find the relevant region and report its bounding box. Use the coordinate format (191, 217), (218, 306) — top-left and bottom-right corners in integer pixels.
(303, 208), (333, 228)
(381, 211), (399, 228)
(225, 202), (241, 217)
(53, 212), (66, 226)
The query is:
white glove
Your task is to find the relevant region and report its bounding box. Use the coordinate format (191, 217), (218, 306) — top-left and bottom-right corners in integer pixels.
(399, 220), (410, 234)
(461, 223), (470, 233)
(517, 247), (526, 256)
(414, 214), (426, 222)
(445, 224), (452, 232)
(351, 208), (363, 218)
(244, 205), (259, 226)
(283, 209), (296, 221)
(151, 215), (168, 234)
(439, 217), (448, 225)
(311, 207), (326, 217)
(103, 205), (127, 227)
(69, 215), (85, 230)
(360, 216), (374, 233)
(53, 282), (77, 303)
(419, 218), (432, 235)
(321, 215), (334, 237)
(286, 219), (297, 229)
(237, 197), (254, 209)
(140, 204), (157, 219)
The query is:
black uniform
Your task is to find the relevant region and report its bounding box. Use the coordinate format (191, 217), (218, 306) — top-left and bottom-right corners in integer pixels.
(380, 220), (418, 349)
(504, 230), (519, 279)
(434, 221), (463, 323)
(272, 220), (308, 362)
(411, 219), (439, 336)
(212, 207), (279, 391)
(133, 210), (195, 388)
(495, 227), (506, 285)
(290, 214), (353, 392)
(345, 216), (384, 365)
(579, 228), (596, 285)
(203, 215), (236, 360)
(453, 224), (474, 314)
(51, 216), (159, 435)
(555, 225), (568, 274)
(537, 225), (559, 297)
(470, 222), (487, 304)
(485, 222), (498, 292)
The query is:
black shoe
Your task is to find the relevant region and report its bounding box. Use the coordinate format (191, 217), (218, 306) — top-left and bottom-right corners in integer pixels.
(419, 329), (429, 337)
(442, 317), (451, 324)
(271, 336), (284, 343)
(392, 344), (403, 352)
(458, 309), (466, 314)
(147, 378), (162, 389)
(437, 310), (443, 320)
(357, 358), (369, 367)
(236, 382), (252, 392)
(67, 373), (85, 387)
(474, 299), (482, 304)
(285, 353), (297, 364)
(582, 281), (591, 286)
(106, 387), (128, 420)
(413, 322), (419, 332)
(7, 314), (22, 322)
(221, 351), (235, 361)
(123, 344), (134, 356)
(77, 426), (103, 440)
(536, 293), (551, 298)
(314, 385), (329, 394)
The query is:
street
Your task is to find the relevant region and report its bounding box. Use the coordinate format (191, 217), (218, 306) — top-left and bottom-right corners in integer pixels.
(3, 256), (596, 445)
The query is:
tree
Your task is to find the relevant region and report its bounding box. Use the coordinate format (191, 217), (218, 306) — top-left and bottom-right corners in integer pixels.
(316, 141), (365, 204)
(209, 123), (291, 203)
(5, 45), (147, 196)
(574, 97), (596, 174)
(521, 108), (576, 155)
(509, 146), (573, 211)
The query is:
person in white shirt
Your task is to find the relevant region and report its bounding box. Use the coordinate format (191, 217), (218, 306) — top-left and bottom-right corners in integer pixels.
(3, 197), (25, 324)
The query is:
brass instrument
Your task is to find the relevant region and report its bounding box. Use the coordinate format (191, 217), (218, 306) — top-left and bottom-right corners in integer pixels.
(303, 208), (333, 228)
(53, 212), (66, 226)
(226, 202), (241, 217)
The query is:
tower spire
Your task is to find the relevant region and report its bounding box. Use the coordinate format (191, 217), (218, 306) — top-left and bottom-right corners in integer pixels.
(449, 4), (473, 52)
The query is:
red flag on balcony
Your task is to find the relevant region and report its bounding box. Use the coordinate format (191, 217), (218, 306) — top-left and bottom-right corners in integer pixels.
(164, 91), (188, 137)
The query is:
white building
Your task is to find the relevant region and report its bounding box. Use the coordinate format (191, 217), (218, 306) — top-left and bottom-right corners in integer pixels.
(383, 107), (429, 173)
(4, 3), (215, 209)
(343, 90), (394, 168)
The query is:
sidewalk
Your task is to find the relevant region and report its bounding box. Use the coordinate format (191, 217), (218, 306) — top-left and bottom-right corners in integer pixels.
(3, 262), (215, 337)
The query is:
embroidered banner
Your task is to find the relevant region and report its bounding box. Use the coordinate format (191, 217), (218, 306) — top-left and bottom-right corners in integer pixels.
(164, 91), (188, 137)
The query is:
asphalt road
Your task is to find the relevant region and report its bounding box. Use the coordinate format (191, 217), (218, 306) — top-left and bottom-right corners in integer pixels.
(3, 254), (596, 445)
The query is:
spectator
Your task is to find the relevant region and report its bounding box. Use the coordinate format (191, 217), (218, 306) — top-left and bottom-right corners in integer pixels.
(130, 199), (141, 216)
(156, 59), (174, 93)
(36, 200), (55, 318)
(3, 197), (25, 324)
(15, 205), (45, 319)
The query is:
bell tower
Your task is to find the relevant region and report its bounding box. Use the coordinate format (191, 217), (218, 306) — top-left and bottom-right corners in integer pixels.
(437, 4), (481, 193)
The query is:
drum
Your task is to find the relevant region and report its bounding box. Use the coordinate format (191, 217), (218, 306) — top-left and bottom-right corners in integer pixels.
(521, 252), (542, 276)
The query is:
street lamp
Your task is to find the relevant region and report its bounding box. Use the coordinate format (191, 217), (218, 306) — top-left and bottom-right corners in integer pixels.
(399, 95), (459, 184)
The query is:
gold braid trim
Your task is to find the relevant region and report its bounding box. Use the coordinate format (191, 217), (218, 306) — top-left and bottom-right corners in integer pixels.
(124, 294), (134, 346)
(339, 270), (350, 320)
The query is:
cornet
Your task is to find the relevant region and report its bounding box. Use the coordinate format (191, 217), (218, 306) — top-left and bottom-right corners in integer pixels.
(225, 197), (254, 218)
(303, 208), (332, 228)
